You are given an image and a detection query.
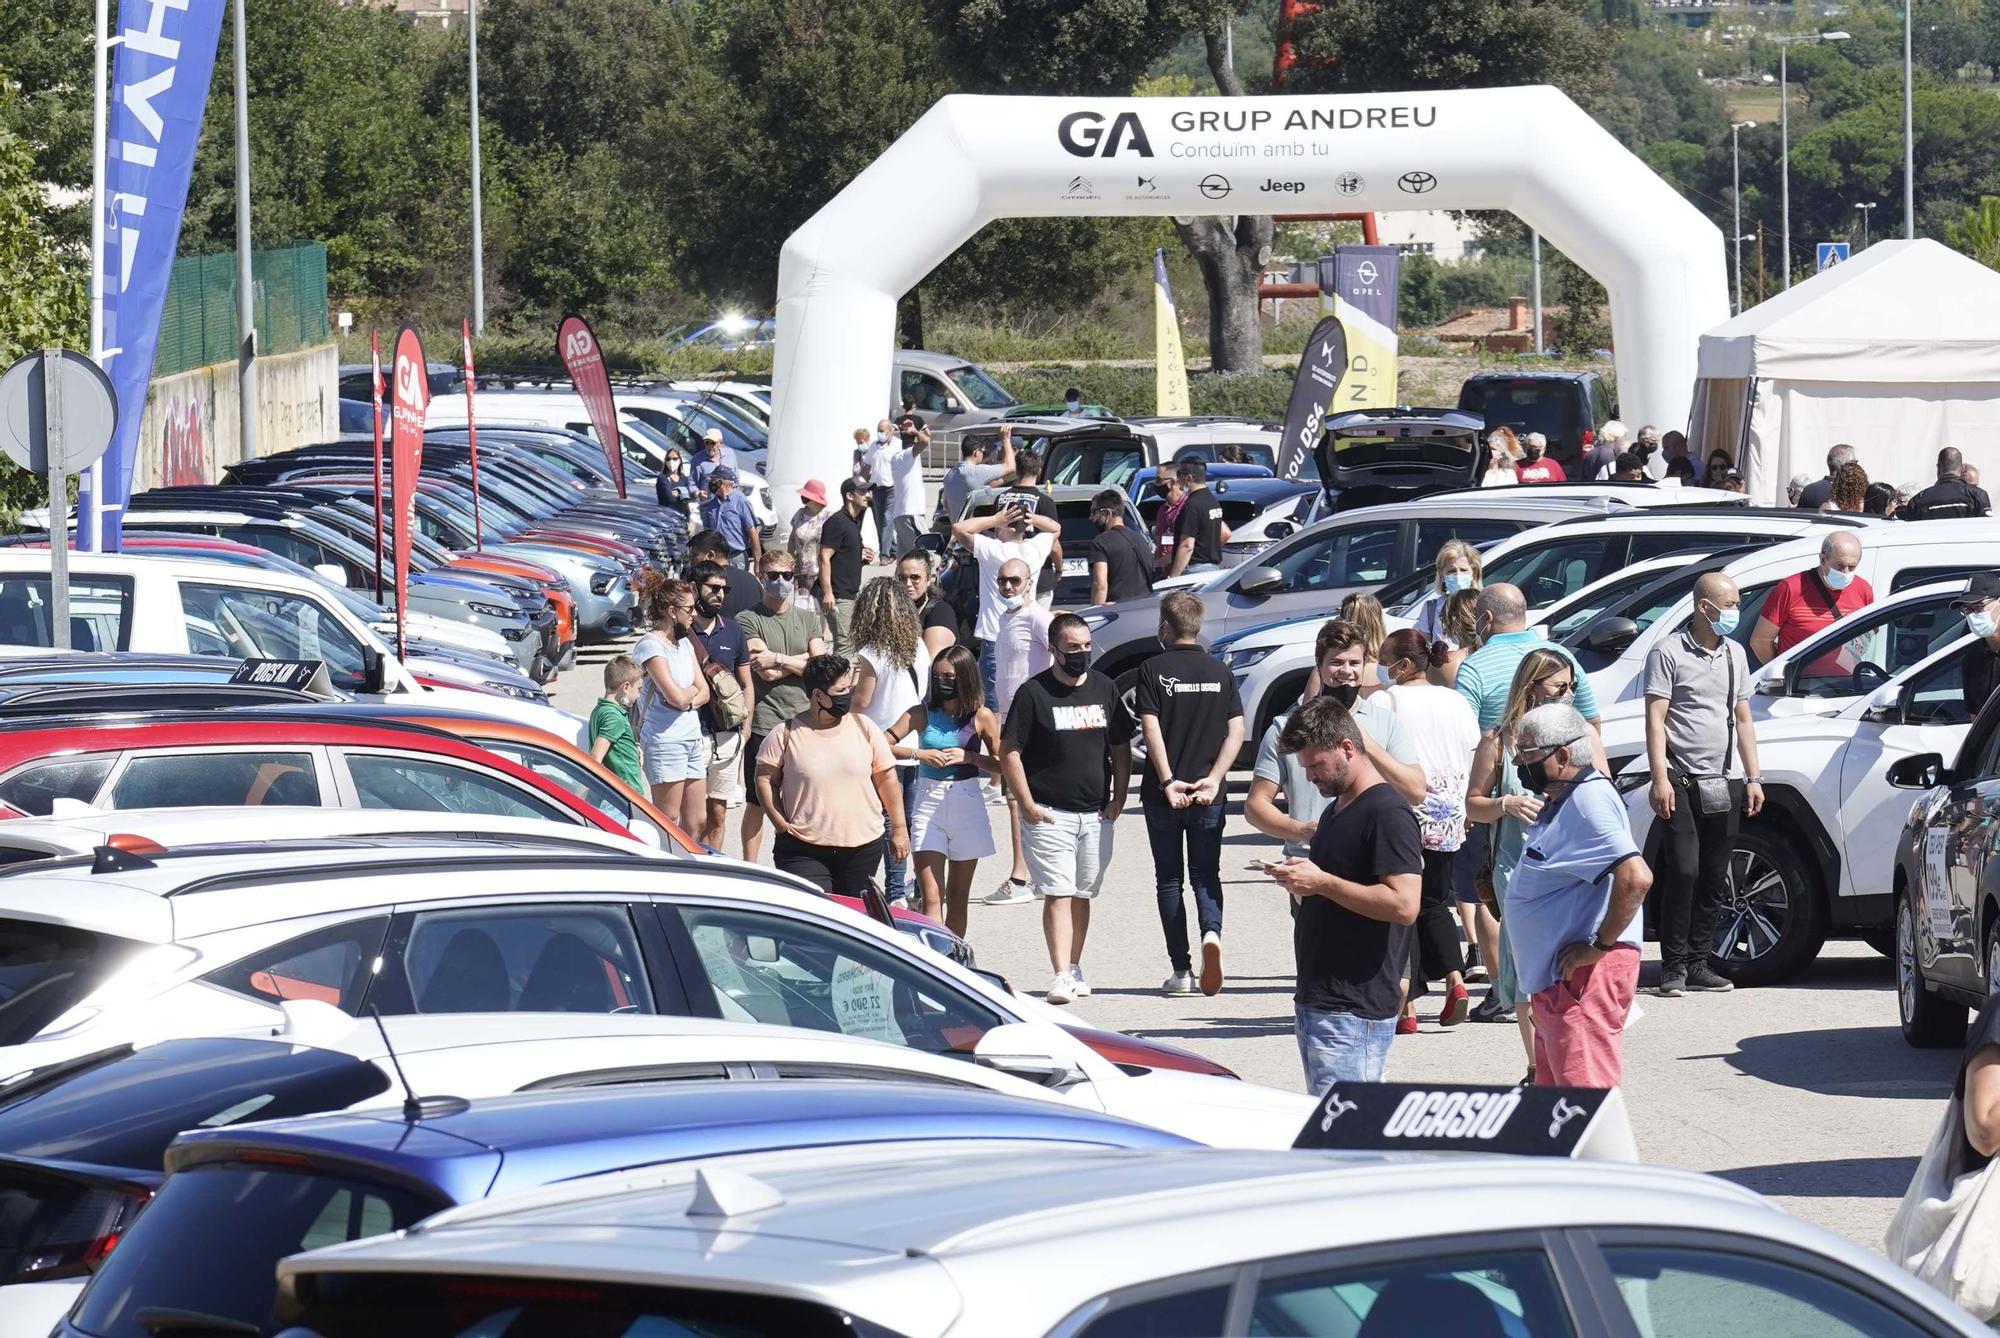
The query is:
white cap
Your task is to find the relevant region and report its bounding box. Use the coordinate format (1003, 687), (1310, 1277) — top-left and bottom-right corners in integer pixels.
(703, 428), (724, 444)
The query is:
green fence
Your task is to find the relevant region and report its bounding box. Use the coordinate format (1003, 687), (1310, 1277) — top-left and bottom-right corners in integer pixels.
(152, 242), (330, 378)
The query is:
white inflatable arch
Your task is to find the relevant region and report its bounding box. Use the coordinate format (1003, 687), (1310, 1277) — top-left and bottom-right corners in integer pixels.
(766, 85), (1728, 502)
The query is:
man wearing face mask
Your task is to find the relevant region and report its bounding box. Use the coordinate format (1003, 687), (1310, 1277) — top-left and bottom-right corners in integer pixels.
(1001, 615), (1135, 1006)
(1088, 489), (1154, 606)
(735, 552), (828, 864)
(1503, 703), (1655, 1088)
(690, 562), (756, 852)
(1957, 574), (2000, 721)
(1514, 432), (1565, 484)
(1644, 572), (1763, 998)
(1749, 531), (1873, 665)
(985, 559), (1055, 907)
(953, 499), (1060, 712)
(1136, 592), (1245, 997)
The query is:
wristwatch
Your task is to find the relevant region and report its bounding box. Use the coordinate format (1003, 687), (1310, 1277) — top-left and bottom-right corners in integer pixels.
(1590, 934), (1619, 954)
(1742, 775), (1763, 784)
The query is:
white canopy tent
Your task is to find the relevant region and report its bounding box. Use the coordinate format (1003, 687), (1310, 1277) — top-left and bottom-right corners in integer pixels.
(1689, 239), (2000, 504)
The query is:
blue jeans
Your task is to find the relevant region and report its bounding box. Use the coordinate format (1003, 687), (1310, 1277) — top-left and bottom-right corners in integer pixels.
(880, 768), (919, 904)
(1295, 1007), (1395, 1093)
(977, 638), (998, 712)
(1143, 791), (1225, 974)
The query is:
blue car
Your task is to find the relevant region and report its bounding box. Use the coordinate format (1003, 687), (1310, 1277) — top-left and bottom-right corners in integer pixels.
(60, 1081), (1190, 1337)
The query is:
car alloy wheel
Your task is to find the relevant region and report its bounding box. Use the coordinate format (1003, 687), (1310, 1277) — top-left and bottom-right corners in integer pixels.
(1715, 846), (1789, 964)
(1709, 824), (1824, 987)
(1899, 891), (1969, 1047)
(1898, 896), (1921, 1025)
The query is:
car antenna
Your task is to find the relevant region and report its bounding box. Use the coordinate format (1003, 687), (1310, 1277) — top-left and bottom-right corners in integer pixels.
(366, 999), (423, 1122)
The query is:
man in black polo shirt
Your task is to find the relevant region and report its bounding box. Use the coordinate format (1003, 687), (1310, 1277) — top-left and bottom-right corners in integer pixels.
(1167, 457), (1228, 577)
(816, 476), (872, 653)
(1088, 489), (1154, 606)
(1905, 448), (1992, 521)
(1959, 573), (2000, 721)
(689, 531), (762, 617)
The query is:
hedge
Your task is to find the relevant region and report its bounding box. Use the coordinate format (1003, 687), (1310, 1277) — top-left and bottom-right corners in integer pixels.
(1001, 364), (1299, 422)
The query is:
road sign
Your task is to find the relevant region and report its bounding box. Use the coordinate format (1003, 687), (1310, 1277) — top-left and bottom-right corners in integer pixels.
(1817, 242), (1850, 272)
(0, 351), (119, 653)
(0, 350), (117, 475)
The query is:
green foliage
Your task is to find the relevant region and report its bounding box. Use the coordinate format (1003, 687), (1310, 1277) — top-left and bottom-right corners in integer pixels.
(1597, 29), (1729, 152)
(1547, 250), (1610, 355)
(1945, 196), (2000, 269)
(1285, 0), (1612, 103)
(1005, 364), (1297, 419)
(926, 0), (1244, 95)
(0, 96), (84, 520)
(1399, 255), (1448, 327)
(0, 0), (91, 243)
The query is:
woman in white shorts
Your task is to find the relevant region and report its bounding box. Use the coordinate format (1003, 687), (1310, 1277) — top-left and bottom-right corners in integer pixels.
(886, 644), (1000, 938)
(631, 575), (711, 835)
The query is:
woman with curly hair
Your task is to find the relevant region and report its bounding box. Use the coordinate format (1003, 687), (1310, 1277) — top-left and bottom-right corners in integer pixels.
(1481, 426), (1521, 487)
(850, 576), (932, 904)
(1826, 460), (1870, 514)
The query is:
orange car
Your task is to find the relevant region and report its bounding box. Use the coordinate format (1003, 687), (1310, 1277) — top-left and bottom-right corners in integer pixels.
(449, 553), (577, 655)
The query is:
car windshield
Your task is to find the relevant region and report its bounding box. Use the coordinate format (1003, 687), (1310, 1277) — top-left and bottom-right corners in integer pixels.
(0, 1037), (388, 1169)
(947, 364), (1016, 410)
(1465, 380), (1577, 442)
(71, 1162), (444, 1338)
(0, 920), (146, 1046)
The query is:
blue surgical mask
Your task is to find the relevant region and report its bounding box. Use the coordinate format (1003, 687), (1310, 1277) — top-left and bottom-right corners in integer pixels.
(1376, 663), (1396, 687)
(1443, 571), (1471, 594)
(1823, 566), (1855, 591)
(1703, 600), (1740, 637)
(1972, 610), (1999, 640)
(999, 593), (1025, 612)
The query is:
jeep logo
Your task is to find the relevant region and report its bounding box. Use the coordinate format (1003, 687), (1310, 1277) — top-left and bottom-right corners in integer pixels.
(1058, 111), (1154, 158)
(1259, 179), (1306, 194)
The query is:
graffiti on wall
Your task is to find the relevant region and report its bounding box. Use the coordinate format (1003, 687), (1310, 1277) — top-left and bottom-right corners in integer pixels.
(161, 388), (206, 486)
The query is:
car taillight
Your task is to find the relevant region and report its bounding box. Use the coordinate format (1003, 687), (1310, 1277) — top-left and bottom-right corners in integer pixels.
(13, 1183), (151, 1282)
(1582, 428), (1595, 447)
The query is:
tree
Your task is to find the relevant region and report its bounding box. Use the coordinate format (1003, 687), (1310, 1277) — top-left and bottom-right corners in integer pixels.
(0, 0), (92, 244)
(0, 95), (87, 518)
(1285, 0), (1613, 107)
(1945, 196), (2000, 269)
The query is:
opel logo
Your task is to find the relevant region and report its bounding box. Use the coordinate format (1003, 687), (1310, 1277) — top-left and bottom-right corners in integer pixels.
(1199, 174), (1232, 199)
(1398, 170), (1438, 194)
(1356, 260), (1379, 284)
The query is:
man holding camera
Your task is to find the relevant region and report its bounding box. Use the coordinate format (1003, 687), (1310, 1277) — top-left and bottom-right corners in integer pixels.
(878, 418), (931, 561)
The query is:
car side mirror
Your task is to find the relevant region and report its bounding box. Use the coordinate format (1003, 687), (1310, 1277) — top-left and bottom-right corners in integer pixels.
(745, 935), (780, 963)
(973, 1023), (1085, 1090)
(1862, 682), (1905, 724)
(945, 397), (965, 413)
(1583, 616), (1639, 656)
(918, 532), (945, 556)
(1265, 521), (1295, 541)
(1887, 752), (1946, 789)
(311, 563), (350, 588)
(1238, 565), (1285, 597)
(360, 647), (388, 696)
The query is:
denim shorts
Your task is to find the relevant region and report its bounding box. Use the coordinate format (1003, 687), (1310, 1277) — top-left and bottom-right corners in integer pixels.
(642, 732), (708, 785)
(1295, 1006), (1395, 1094)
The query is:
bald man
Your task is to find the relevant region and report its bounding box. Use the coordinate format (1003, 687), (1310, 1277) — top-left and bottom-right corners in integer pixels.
(1749, 531), (1872, 665)
(986, 556), (1054, 906)
(1644, 572), (1764, 996)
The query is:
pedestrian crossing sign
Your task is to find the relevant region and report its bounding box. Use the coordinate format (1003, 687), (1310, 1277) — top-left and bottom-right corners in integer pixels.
(1817, 242), (1850, 271)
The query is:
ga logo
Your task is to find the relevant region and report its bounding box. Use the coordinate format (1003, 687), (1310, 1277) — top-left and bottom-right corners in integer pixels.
(393, 352), (427, 406)
(563, 327), (597, 360)
(1058, 111), (1154, 159)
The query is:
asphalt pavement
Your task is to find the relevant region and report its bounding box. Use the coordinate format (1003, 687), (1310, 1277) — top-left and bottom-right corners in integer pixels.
(555, 641), (1951, 1251)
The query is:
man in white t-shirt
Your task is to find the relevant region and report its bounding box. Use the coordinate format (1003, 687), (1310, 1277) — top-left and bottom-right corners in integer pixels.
(984, 558), (1054, 907)
(952, 500), (1059, 713)
(863, 421), (900, 553)
(886, 419), (931, 560)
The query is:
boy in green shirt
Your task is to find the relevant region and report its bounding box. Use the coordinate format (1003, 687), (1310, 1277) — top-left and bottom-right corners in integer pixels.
(589, 655), (645, 792)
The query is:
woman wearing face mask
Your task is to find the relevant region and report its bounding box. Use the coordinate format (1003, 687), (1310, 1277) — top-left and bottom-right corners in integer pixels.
(1379, 630), (1482, 1032)
(754, 653), (909, 895)
(1481, 427), (1521, 487)
(1427, 589), (1481, 690)
(886, 645), (1002, 935)
(850, 577), (932, 906)
(787, 480), (831, 615)
(1465, 648), (1578, 1079)
(1151, 474), (1186, 574)
(1411, 540), (1483, 645)
(656, 451), (698, 526)
(1958, 575), (2000, 722)
(630, 574), (713, 835)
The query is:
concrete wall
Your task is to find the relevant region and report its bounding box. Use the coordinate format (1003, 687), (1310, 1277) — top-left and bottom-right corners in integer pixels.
(132, 342), (339, 491)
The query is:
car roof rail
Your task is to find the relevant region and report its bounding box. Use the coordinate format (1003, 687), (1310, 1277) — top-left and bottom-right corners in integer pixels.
(152, 846), (822, 899)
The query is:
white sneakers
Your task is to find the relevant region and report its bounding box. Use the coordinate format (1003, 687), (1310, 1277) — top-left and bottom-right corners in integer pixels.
(981, 878), (1035, 906)
(1199, 931), (1224, 997)
(1045, 974), (1075, 1005)
(1162, 971), (1196, 996)
(1070, 966), (1090, 999)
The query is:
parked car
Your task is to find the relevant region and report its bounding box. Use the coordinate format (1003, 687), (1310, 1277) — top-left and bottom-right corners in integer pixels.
(272, 1128), (1988, 1338)
(1458, 368), (1617, 479)
(0, 839), (1294, 1134)
(1129, 465), (1317, 572)
(1316, 406), (1491, 511)
(942, 484), (1147, 610)
(892, 350), (1019, 443)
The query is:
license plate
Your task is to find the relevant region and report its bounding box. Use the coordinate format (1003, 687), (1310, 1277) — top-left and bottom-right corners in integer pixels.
(1062, 558), (1089, 577)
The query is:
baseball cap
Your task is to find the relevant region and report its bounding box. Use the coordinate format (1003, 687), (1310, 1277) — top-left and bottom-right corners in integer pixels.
(703, 428), (724, 444)
(1955, 572), (2000, 610)
(799, 479), (828, 506)
(710, 465), (738, 485)
(840, 476), (873, 498)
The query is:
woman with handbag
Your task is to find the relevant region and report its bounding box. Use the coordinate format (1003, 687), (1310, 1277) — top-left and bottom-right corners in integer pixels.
(1465, 647), (1577, 1083)
(631, 575), (711, 836)
(850, 577), (932, 906)
(1889, 992), (2000, 1320)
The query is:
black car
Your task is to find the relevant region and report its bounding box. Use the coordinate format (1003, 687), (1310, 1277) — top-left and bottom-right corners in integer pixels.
(1316, 407), (1487, 512)
(1457, 370), (1617, 479)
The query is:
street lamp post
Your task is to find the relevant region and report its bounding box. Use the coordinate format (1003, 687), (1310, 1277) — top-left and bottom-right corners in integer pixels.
(1776, 30), (1851, 289)
(469, 0), (485, 336)
(1904, 0), (1916, 239)
(1855, 201), (1876, 249)
(1732, 120), (1756, 313)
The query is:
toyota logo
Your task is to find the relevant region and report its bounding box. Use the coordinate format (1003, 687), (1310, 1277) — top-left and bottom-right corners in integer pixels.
(1356, 260), (1379, 284)
(1398, 170), (1438, 194)
(1199, 174), (1232, 199)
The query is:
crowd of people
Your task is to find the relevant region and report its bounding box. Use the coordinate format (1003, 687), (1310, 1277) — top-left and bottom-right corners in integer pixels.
(607, 413), (2000, 1099)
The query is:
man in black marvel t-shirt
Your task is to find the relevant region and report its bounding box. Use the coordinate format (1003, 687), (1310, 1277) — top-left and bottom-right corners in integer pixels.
(1000, 612), (1135, 1007)
(1167, 457), (1229, 577)
(1268, 696), (1422, 1092)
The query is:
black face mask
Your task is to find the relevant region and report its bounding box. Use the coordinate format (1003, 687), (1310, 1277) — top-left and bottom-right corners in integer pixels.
(1325, 682), (1359, 709)
(1059, 649), (1091, 678)
(694, 596), (720, 618)
(822, 691), (853, 719)
(1516, 756), (1552, 794)
(930, 676), (957, 704)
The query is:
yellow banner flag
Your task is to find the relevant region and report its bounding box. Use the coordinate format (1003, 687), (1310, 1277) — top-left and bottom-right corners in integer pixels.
(1154, 249), (1191, 416)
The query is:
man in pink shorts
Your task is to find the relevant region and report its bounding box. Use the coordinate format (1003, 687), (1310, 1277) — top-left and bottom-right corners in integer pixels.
(1502, 703), (1653, 1088)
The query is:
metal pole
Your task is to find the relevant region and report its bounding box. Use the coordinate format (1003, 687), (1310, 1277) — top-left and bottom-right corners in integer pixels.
(1780, 44), (1791, 290)
(84, 0), (108, 552)
(468, 0), (485, 336)
(231, 0), (257, 462)
(1530, 230), (1544, 356)
(1732, 124), (1743, 313)
(43, 352), (70, 652)
(1904, 0), (1916, 238)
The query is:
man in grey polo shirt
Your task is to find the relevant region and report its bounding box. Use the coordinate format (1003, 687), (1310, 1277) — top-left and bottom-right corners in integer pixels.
(1247, 618), (1424, 856)
(1643, 571), (1764, 998)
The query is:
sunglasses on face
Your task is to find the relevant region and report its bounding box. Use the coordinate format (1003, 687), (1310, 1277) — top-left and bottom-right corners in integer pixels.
(701, 583), (728, 596)
(996, 575), (1027, 588)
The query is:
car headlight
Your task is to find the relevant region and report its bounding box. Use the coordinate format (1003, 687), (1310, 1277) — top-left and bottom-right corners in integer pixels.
(590, 573), (616, 595)
(1612, 765), (1651, 794)
(467, 601), (518, 620)
(1218, 645), (1274, 671)
(758, 487), (771, 511)
(1079, 611), (1113, 630)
